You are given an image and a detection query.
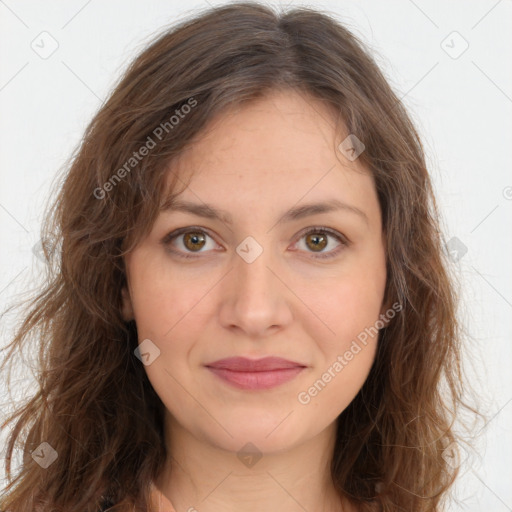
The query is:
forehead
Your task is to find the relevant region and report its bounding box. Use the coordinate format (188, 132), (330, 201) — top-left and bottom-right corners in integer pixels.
(163, 90), (379, 224)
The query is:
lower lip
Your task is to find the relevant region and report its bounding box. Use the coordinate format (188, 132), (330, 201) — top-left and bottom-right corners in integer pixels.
(207, 367), (305, 390)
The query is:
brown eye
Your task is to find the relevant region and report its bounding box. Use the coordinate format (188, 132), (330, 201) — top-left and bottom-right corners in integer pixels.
(183, 232), (206, 251)
(305, 232), (328, 252)
(294, 227), (348, 260)
(161, 227), (218, 258)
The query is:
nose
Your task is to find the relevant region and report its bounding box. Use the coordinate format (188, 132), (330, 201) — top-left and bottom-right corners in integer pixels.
(218, 241), (293, 339)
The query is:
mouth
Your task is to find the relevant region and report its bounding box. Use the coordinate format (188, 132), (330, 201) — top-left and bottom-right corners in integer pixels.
(205, 356), (307, 390)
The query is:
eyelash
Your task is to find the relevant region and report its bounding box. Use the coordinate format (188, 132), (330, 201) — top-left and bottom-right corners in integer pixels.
(161, 226), (349, 260)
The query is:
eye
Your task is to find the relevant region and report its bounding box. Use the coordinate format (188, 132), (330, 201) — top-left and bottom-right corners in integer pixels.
(161, 227), (220, 259)
(293, 226), (348, 259)
(161, 226), (349, 260)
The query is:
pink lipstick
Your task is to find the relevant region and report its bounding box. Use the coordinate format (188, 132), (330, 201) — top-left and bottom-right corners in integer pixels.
(205, 356), (306, 390)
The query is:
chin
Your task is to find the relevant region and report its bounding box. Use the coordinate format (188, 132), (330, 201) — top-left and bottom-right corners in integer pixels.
(194, 408), (316, 455)
(209, 429), (304, 457)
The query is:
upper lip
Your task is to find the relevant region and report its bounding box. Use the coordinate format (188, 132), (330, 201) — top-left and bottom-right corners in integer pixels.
(205, 356), (306, 372)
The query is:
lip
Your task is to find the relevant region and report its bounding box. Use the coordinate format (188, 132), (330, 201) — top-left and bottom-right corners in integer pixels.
(205, 357), (306, 390)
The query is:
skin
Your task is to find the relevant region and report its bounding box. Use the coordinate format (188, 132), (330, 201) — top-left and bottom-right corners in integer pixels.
(122, 89), (388, 512)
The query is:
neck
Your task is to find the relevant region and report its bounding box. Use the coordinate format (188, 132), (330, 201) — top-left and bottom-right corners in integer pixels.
(154, 413), (352, 512)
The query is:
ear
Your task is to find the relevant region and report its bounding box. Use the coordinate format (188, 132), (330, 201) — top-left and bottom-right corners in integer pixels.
(121, 285), (134, 321)
(379, 299), (392, 317)
(377, 297), (393, 329)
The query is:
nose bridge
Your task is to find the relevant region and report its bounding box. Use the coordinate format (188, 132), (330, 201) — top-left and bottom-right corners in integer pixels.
(234, 235), (276, 304)
(236, 239), (272, 290)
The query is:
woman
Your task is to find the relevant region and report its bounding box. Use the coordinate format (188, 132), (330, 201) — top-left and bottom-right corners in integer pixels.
(1, 2), (476, 511)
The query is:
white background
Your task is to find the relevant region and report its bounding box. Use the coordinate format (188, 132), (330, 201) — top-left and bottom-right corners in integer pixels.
(1, 1), (511, 510)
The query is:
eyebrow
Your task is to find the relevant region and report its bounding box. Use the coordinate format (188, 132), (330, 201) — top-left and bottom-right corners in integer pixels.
(160, 198), (369, 227)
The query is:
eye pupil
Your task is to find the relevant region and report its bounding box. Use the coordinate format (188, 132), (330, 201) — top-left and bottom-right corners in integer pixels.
(306, 232), (327, 251)
(184, 232), (206, 251)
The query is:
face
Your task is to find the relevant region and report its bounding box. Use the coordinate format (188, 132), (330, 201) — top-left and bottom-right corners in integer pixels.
(122, 89), (388, 455)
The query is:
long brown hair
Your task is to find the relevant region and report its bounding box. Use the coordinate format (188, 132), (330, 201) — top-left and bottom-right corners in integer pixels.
(1, 2), (480, 511)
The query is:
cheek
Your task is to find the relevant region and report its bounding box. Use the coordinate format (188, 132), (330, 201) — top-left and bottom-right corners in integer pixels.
(303, 262), (385, 411)
(128, 252), (210, 341)
(302, 266), (386, 346)
(298, 279), (382, 416)
(129, 270), (207, 421)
